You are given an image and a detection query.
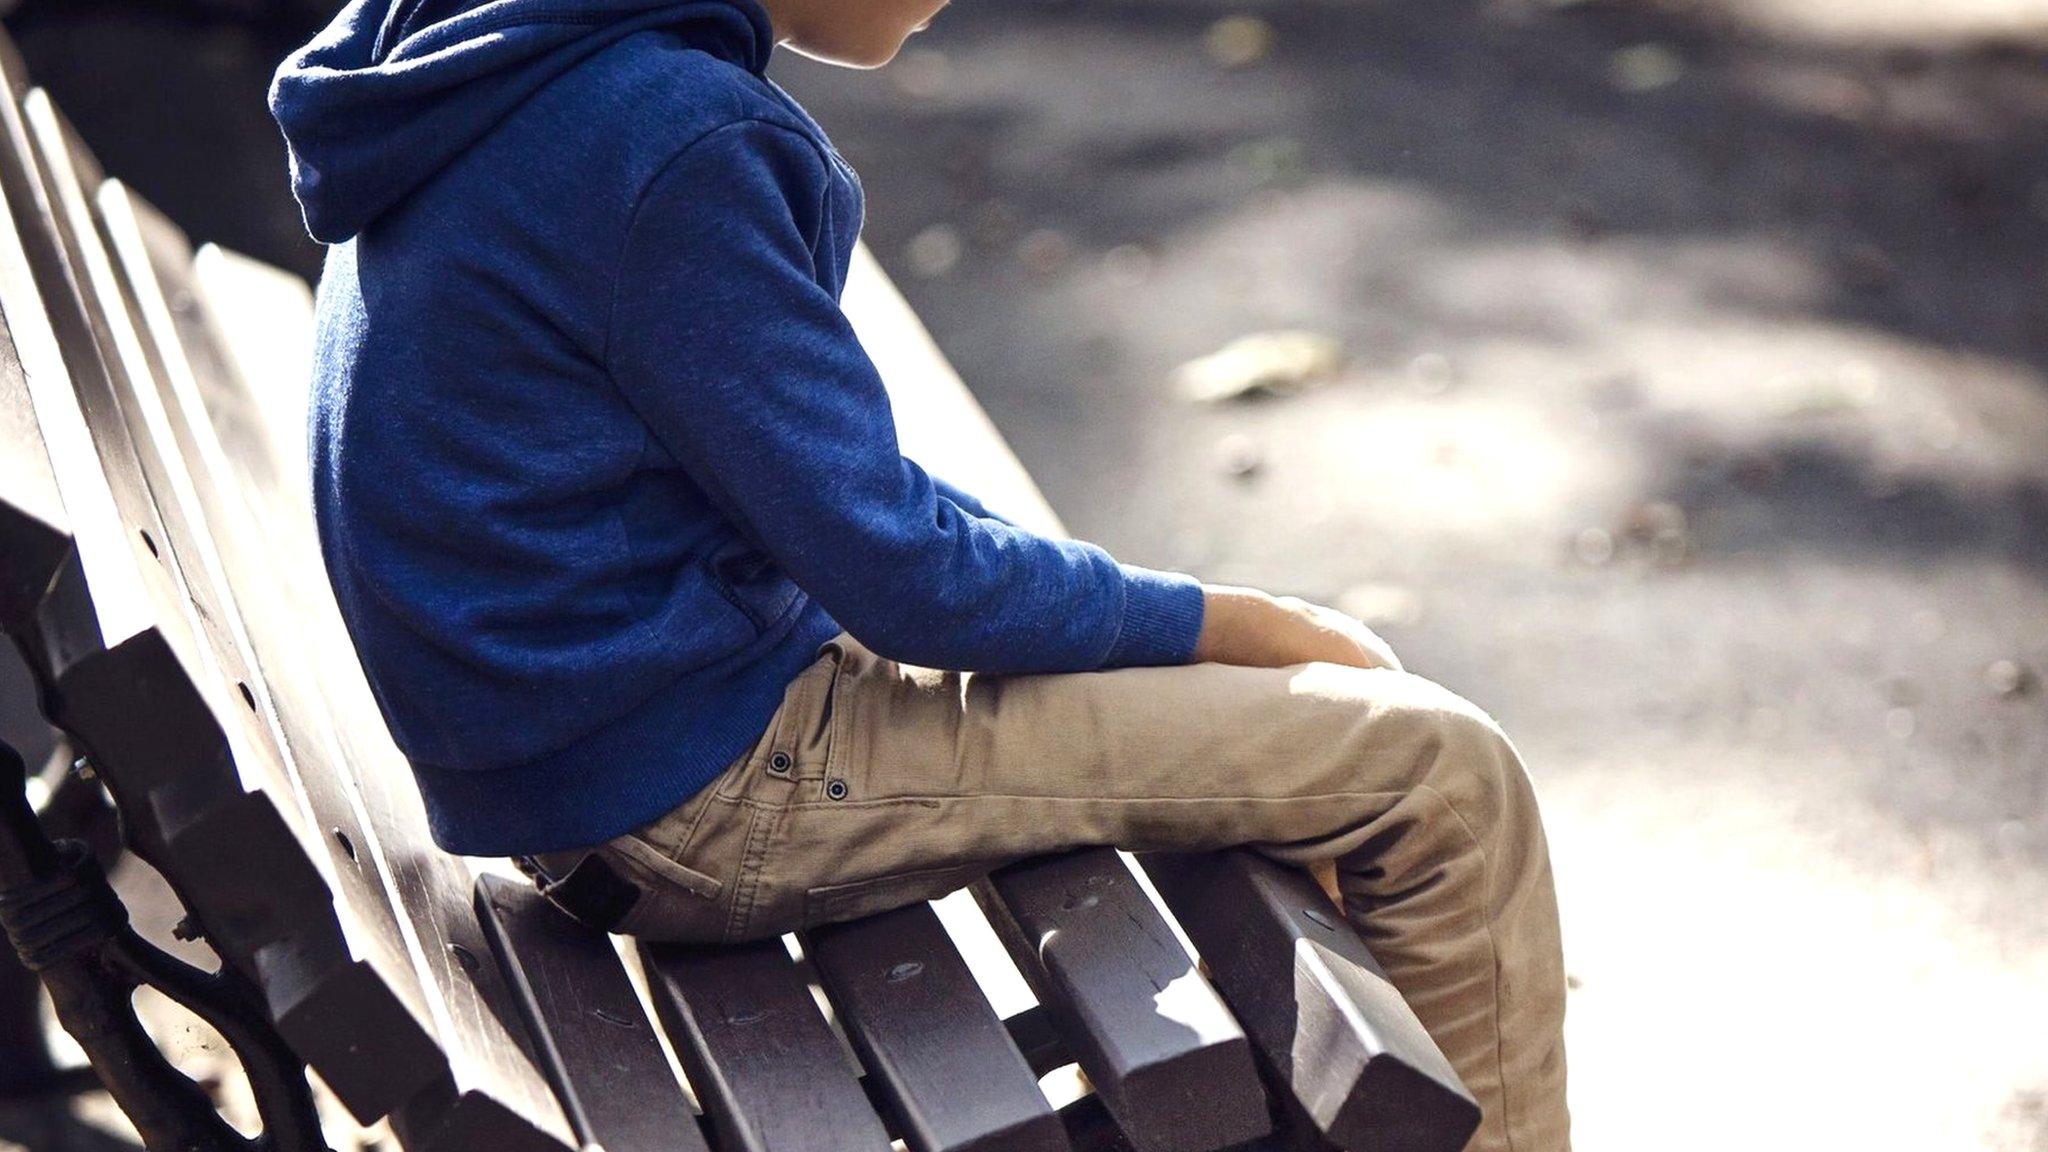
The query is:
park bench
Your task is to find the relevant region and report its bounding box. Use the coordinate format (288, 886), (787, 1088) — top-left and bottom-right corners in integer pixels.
(0, 38), (1480, 1152)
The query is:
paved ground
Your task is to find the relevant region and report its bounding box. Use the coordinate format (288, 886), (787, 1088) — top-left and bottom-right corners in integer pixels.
(4, 0), (2046, 1149)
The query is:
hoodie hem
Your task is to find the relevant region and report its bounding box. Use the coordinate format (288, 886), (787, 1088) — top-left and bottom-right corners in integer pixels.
(414, 610), (840, 856)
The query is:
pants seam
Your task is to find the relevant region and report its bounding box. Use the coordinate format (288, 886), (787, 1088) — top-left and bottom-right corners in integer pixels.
(724, 806), (774, 943)
(804, 788), (1412, 811)
(1413, 780), (1516, 1152)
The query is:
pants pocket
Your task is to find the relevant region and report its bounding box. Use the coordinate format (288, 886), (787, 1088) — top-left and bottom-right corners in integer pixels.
(801, 862), (986, 930)
(603, 834), (729, 942)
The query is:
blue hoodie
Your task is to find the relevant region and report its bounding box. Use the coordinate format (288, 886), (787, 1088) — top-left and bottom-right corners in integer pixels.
(270, 0), (1206, 856)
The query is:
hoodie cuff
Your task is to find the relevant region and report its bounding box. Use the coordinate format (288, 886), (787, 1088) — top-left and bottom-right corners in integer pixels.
(1104, 566), (1206, 668)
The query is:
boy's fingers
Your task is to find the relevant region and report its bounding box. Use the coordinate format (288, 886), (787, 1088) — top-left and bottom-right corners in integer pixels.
(1306, 603), (1403, 672)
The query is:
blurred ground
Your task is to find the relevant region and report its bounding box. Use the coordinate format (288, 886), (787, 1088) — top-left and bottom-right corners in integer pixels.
(4, 0), (2047, 1149)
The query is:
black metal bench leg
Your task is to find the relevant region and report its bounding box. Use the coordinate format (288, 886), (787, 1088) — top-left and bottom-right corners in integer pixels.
(0, 738), (330, 1152)
(0, 942), (60, 1095)
(1, 741), (125, 1099)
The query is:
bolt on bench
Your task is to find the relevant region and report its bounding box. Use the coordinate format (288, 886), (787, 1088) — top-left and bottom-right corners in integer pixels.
(0, 39), (1480, 1152)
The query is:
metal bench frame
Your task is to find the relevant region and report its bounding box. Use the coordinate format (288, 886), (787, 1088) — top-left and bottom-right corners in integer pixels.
(0, 43), (1479, 1152)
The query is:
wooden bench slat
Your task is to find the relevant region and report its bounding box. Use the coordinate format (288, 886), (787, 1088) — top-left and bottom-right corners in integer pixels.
(65, 157), (582, 1150)
(95, 176), (497, 1127)
(355, 834), (575, 1151)
(805, 900), (1070, 1152)
(17, 94), (262, 725)
(0, 64), (451, 1127)
(13, 85), (472, 1125)
(0, 309), (70, 628)
(183, 242), (312, 504)
(13, 80), (575, 1148)
(641, 938), (894, 1152)
(972, 850), (1270, 1152)
(110, 192), (308, 553)
(1139, 851), (1481, 1152)
(475, 875), (711, 1152)
(98, 177), (440, 1017)
(92, 188), (524, 1146)
(0, 75), (152, 660)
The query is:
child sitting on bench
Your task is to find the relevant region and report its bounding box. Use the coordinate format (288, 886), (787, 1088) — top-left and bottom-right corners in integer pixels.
(270, 1), (1570, 1147)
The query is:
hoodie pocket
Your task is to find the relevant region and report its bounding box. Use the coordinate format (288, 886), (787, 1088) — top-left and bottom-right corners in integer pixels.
(706, 540), (801, 630)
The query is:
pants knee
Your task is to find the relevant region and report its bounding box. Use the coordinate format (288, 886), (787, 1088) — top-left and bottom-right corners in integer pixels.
(1405, 684), (1534, 833)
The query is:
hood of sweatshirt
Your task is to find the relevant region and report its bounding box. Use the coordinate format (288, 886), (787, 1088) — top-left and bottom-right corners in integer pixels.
(269, 0), (773, 243)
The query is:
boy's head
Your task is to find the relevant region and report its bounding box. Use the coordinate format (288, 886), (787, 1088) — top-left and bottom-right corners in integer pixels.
(759, 0), (948, 68)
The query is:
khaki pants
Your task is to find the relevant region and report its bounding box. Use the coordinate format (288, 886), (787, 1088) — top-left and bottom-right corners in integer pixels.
(543, 634), (1569, 1152)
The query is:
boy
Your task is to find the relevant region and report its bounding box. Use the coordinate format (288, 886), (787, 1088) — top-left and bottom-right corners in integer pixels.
(270, 1), (1569, 1148)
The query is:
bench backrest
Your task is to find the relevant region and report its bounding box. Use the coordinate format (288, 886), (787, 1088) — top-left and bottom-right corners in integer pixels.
(0, 72), (492, 1135)
(93, 182), (581, 1148)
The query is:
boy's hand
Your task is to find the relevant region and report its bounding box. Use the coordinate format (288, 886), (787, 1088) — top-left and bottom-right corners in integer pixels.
(1191, 585), (1404, 672)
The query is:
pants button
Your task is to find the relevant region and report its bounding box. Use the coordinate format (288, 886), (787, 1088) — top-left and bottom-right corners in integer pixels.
(768, 752), (793, 775)
(824, 779), (848, 801)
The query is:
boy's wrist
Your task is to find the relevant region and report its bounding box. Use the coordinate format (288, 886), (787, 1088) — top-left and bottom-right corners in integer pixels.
(1191, 585), (1281, 665)
(1192, 585), (1401, 671)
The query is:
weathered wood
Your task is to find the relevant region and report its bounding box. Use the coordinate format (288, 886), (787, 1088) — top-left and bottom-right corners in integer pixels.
(184, 243), (311, 502)
(805, 900), (1069, 1152)
(18, 123), (575, 1150)
(1139, 851), (1481, 1152)
(0, 296), (69, 631)
(101, 188), (308, 556)
(94, 176), (472, 1118)
(0, 72), (145, 670)
(475, 875), (709, 1152)
(641, 938), (893, 1152)
(973, 851), (1269, 1152)
(5, 89), (468, 1128)
(19, 93), (266, 744)
(0, 67), (441, 1126)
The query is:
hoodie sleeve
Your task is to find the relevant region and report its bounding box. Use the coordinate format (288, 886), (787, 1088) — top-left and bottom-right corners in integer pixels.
(606, 119), (1204, 673)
